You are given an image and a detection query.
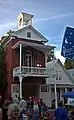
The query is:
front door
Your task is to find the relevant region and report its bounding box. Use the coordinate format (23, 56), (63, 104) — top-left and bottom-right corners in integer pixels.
(24, 50), (32, 67)
(25, 54), (32, 67)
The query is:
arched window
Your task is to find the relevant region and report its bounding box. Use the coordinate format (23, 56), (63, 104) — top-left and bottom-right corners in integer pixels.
(25, 50), (32, 67)
(19, 18), (22, 26)
(25, 50), (32, 55)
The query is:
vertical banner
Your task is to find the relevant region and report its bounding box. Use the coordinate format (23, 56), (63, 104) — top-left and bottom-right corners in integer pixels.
(61, 27), (74, 60)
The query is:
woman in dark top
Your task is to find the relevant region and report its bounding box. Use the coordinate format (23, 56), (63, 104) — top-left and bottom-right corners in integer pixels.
(2, 100), (9, 120)
(70, 108), (74, 120)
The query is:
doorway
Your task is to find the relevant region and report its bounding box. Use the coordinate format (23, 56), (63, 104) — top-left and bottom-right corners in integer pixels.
(25, 50), (32, 67)
(22, 84), (39, 100)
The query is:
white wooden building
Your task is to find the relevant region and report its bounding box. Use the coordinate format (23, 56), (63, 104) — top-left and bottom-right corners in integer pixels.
(40, 59), (74, 107)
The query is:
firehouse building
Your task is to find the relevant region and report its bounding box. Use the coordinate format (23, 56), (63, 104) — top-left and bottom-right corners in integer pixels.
(1, 13), (54, 100)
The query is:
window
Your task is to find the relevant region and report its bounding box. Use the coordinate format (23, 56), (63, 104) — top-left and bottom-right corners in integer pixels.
(13, 85), (19, 93)
(56, 75), (58, 80)
(41, 85), (49, 92)
(59, 76), (62, 80)
(27, 32), (31, 38)
(56, 75), (62, 80)
(19, 18), (22, 26)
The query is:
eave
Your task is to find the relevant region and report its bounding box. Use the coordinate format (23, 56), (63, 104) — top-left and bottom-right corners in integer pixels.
(12, 40), (55, 53)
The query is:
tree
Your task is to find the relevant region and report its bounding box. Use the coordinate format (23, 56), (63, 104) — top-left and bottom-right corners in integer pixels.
(0, 45), (8, 93)
(6, 30), (14, 35)
(64, 58), (74, 70)
(47, 49), (54, 62)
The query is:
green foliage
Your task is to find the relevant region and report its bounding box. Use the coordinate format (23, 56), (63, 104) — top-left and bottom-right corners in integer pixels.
(64, 58), (74, 70)
(47, 49), (54, 62)
(6, 30), (14, 35)
(1, 30), (14, 46)
(0, 46), (8, 91)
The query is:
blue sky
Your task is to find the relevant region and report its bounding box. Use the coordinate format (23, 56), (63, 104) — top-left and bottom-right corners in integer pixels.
(0, 0), (74, 63)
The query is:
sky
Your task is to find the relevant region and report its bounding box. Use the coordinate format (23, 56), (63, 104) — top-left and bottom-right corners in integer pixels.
(0, 0), (74, 64)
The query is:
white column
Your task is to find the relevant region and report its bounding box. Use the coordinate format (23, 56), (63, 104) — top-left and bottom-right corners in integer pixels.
(65, 88), (67, 93)
(49, 85), (52, 107)
(45, 53), (47, 67)
(20, 44), (22, 73)
(19, 75), (22, 99)
(53, 49), (57, 108)
(60, 89), (63, 100)
(20, 43), (22, 99)
(54, 78), (57, 108)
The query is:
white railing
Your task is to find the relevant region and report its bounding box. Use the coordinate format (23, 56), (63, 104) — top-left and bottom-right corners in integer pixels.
(13, 66), (54, 77)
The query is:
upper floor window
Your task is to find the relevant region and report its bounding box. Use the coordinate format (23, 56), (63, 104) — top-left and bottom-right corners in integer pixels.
(56, 75), (62, 80)
(19, 18), (22, 26)
(27, 32), (31, 38)
(56, 75), (58, 80)
(59, 76), (62, 80)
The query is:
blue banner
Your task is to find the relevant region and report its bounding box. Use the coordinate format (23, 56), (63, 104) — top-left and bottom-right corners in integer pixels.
(61, 27), (74, 60)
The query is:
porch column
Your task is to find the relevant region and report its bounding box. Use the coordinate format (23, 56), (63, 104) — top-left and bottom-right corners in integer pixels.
(20, 43), (22, 99)
(60, 89), (63, 100)
(49, 85), (52, 107)
(45, 53), (47, 67)
(65, 88), (67, 93)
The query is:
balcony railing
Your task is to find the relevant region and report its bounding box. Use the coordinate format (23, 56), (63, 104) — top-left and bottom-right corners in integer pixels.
(13, 66), (53, 77)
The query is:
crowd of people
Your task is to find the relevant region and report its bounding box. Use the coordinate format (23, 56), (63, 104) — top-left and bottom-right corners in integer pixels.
(0, 95), (49, 120)
(0, 95), (74, 120)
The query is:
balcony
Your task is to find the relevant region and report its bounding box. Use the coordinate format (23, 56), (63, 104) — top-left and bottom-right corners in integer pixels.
(13, 66), (51, 77)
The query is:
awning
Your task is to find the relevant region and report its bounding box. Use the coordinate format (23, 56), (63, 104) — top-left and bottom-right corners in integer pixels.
(12, 41), (55, 53)
(62, 91), (74, 98)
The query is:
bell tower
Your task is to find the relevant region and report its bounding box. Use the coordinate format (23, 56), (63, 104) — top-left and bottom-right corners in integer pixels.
(17, 12), (34, 29)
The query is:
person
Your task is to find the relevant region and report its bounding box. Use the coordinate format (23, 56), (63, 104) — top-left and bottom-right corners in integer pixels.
(2, 100), (9, 120)
(13, 95), (19, 104)
(33, 101), (39, 120)
(19, 97), (27, 112)
(8, 97), (19, 120)
(31, 96), (34, 111)
(0, 95), (2, 108)
(27, 97), (31, 110)
(19, 97), (27, 120)
(0, 108), (2, 120)
(8, 104), (20, 120)
(38, 98), (45, 116)
(55, 100), (69, 120)
(70, 108), (74, 120)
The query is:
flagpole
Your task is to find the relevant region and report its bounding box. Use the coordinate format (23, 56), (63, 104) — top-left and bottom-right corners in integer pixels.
(53, 49), (57, 109)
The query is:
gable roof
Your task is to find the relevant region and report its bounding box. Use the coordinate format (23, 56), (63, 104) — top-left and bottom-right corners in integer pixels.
(46, 59), (74, 84)
(18, 12), (34, 18)
(56, 59), (74, 83)
(11, 25), (48, 43)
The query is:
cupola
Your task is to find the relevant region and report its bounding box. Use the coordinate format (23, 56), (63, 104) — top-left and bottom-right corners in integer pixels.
(17, 12), (34, 29)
